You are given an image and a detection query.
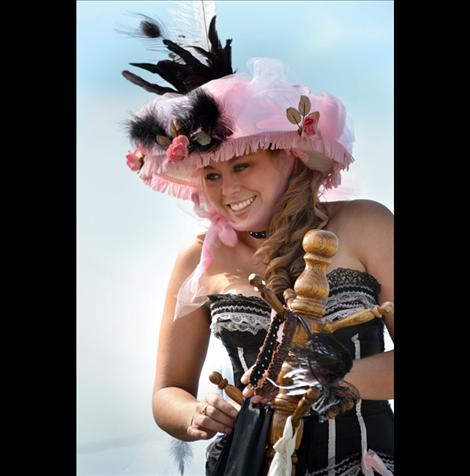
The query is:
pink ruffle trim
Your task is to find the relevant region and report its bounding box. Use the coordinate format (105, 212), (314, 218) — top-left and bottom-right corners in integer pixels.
(139, 130), (353, 199)
(144, 174), (197, 200)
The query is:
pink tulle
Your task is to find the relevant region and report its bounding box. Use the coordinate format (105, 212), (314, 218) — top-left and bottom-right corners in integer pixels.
(172, 195), (239, 320)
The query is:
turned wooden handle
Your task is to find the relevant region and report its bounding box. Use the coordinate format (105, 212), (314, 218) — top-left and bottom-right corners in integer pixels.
(322, 300), (395, 333)
(209, 371), (244, 405)
(291, 387), (320, 430)
(378, 301), (394, 319)
(249, 273), (286, 318)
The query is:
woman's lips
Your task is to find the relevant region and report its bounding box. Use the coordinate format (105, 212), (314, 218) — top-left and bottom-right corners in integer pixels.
(227, 195), (256, 216)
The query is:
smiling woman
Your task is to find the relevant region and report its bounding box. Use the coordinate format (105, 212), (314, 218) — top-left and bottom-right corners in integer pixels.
(201, 150), (295, 232)
(120, 10), (393, 476)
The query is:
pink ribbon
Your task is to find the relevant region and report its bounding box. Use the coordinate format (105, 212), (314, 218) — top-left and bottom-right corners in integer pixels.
(361, 449), (393, 476)
(191, 193), (238, 272)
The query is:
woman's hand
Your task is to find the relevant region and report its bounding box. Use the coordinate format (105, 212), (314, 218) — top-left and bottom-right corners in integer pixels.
(187, 393), (240, 440)
(241, 365), (270, 404)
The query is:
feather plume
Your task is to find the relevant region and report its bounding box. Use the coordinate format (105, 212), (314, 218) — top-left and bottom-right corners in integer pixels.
(127, 108), (168, 147)
(121, 1), (233, 95)
(169, 437), (193, 475)
(122, 70), (177, 95)
(167, 0), (217, 52)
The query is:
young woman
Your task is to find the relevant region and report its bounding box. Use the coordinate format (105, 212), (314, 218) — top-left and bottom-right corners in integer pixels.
(123, 15), (393, 476)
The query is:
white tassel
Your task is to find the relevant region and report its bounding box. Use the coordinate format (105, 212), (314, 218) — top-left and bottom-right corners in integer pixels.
(266, 415), (300, 476)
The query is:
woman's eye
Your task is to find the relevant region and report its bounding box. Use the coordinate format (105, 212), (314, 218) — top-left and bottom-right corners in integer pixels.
(234, 163), (250, 172)
(204, 173), (220, 182)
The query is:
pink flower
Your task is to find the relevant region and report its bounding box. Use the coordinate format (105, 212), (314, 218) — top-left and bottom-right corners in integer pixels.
(166, 135), (189, 163)
(126, 148), (145, 171)
(302, 111), (320, 136)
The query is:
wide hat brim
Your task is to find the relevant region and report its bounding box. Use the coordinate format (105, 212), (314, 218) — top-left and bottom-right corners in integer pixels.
(129, 59), (354, 200)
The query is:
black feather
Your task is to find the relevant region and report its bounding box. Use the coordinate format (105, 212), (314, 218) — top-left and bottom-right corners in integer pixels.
(186, 89), (233, 151)
(208, 15), (223, 52)
(139, 18), (163, 38)
(163, 39), (210, 71)
(123, 15), (234, 95)
(115, 14), (167, 40)
(129, 62), (159, 74)
(305, 333), (353, 387)
(121, 70), (177, 95)
(152, 60), (190, 93)
(127, 111), (168, 148)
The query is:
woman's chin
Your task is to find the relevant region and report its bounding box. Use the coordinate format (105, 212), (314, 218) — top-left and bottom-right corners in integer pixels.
(230, 217), (270, 232)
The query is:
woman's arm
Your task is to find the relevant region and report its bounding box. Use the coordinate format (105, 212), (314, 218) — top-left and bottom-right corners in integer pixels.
(345, 350), (394, 400)
(342, 199), (394, 400)
(152, 235), (239, 441)
(152, 235), (211, 441)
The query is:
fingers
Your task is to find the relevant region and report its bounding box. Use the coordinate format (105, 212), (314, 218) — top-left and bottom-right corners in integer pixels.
(205, 394), (239, 426)
(241, 365), (270, 404)
(186, 425), (216, 441)
(242, 383), (255, 398)
(189, 394), (239, 440)
(240, 365), (255, 384)
(250, 394), (269, 404)
(242, 383), (269, 404)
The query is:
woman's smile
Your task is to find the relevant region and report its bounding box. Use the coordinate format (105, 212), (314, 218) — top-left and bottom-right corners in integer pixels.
(226, 195), (257, 214)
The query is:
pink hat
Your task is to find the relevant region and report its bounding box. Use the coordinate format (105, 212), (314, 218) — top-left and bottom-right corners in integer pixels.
(123, 18), (354, 201)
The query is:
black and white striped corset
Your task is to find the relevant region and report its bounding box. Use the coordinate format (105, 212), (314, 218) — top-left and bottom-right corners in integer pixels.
(207, 267), (386, 392)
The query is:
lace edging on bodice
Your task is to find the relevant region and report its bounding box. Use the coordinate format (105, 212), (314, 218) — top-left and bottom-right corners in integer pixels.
(208, 268), (381, 337)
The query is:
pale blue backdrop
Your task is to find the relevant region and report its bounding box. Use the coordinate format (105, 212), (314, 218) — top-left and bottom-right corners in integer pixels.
(77, 2), (393, 475)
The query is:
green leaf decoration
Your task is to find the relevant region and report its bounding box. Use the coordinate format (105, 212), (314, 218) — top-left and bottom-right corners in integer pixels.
(169, 121), (178, 138)
(173, 120), (182, 133)
(298, 95), (311, 116)
(286, 107), (302, 125)
(194, 131), (212, 146)
(156, 134), (171, 149)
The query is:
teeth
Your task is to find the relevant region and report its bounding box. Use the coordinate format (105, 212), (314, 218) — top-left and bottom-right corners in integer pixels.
(229, 196), (255, 212)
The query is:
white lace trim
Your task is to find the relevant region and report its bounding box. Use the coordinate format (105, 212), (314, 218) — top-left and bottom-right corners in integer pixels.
(210, 312), (270, 337)
(322, 291), (378, 323)
(304, 451), (394, 476)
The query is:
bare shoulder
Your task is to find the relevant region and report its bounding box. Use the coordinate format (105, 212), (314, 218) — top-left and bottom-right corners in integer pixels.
(326, 199), (393, 227)
(173, 232), (206, 276)
(325, 198), (393, 274)
(324, 200), (394, 335)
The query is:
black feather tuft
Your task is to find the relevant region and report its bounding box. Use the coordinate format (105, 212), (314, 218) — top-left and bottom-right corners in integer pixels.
(139, 18), (163, 38)
(127, 111), (168, 148)
(186, 89), (233, 152)
(115, 14), (167, 41)
(305, 333), (353, 387)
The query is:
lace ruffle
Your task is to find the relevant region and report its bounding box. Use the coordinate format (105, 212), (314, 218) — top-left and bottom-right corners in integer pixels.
(208, 268), (382, 333)
(305, 451), (394, 476)
(210, 311), (271, 337)
(327, 268), (380, 297)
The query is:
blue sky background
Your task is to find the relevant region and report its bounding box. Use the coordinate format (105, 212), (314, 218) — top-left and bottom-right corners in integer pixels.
(77, 2), (393, 475)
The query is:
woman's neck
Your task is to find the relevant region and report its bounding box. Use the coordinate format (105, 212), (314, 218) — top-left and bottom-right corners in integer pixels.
(238, 230), (266, 252)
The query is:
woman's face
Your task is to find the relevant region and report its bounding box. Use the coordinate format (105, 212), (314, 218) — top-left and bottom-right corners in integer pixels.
(201, 149), (295, 231)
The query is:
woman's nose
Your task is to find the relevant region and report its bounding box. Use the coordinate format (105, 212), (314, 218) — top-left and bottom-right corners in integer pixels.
(222, 174), (241, 196)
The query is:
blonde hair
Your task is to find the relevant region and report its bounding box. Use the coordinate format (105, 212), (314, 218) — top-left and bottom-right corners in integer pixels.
(254, 157), (329, 301)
